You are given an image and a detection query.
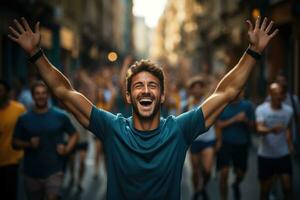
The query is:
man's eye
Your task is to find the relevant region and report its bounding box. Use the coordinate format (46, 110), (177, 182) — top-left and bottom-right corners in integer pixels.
(149, 85), (157, 89)
(135, 84), (143, 89)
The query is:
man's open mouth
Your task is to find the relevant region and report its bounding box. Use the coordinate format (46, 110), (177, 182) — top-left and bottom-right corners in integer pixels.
(139, 98), (153, 107)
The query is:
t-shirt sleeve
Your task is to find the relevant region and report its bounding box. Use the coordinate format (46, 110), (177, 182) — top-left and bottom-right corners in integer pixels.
(175, 107), (208, 145)
(287, 106), (294, 127)
(88, 105), (117, 141)
(246, 102), (255, 122)
(255, 106), (264, 123)
(13, 117), (28, 141)
(62, 114), (77, 135)
(218, 110), (226, 121)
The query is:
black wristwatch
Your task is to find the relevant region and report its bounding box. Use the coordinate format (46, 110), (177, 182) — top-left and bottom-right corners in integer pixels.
(246, 48), (261, 60)
(28, 48), (44, 63)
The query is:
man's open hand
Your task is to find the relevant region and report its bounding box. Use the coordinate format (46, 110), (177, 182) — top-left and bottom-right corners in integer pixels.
(8, 17), (41, 55)
(234, 112), (247, 123)
(56, 144), (68, 156)
(30, 137), (40, 149)
(246, 17), (278, 53)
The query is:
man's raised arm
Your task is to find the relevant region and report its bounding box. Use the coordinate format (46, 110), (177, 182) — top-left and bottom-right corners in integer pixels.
(201, 17), (278, 129)
(8, 18), (92, 127)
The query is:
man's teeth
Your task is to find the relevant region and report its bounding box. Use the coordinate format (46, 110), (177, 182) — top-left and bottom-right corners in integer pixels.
(140, 99), (152, 103)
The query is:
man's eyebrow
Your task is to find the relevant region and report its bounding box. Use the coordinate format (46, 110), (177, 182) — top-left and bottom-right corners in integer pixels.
(148, 81), (159, 85)
(132, 81), (143, 86)
(132, 80), (159, 84)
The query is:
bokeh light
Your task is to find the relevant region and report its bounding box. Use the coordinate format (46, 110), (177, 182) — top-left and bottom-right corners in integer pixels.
(107, 51), (118, 62)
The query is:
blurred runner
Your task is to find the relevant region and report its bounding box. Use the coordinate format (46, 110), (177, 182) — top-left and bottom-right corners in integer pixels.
(94, 81), (116, 178)
(12, 81), (78, 200)
(274, 75), (300, 156)
(67, 112), (90, 193)
(216, 91), (255, 200)
(0, 80), (26, 200)
(256, 83), (294, 200)
(183, 76), (216, 200)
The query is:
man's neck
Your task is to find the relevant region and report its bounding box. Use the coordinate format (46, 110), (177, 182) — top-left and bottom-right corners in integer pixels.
(192, 96), (202, 105)
(132, 113), (160, 131)
(33, 105), (49, 114)
(271, 102), (282, 110)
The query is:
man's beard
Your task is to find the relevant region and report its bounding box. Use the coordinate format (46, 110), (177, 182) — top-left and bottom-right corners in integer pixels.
(131, 96), (161, 120)
(35, 101), (48, 109)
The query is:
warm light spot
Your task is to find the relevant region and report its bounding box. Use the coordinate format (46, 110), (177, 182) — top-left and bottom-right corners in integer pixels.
(252, 8), (260, 19)
(108, 52), (118, 62)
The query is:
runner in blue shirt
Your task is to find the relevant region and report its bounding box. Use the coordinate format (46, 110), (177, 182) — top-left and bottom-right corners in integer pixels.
(8, 17), (277, 199)
(216, 91), (255, 200)
(13, 81), (78, 200)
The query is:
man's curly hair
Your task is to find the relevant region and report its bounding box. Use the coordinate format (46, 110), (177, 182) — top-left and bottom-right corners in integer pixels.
(126, 59), (165, 93)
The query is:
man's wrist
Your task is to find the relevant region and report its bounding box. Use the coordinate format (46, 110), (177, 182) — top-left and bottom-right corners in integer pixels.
(64, 145), (71, 155)
(29, 47), (41, 56)
(248, 44), (262, 53)
(28, 48), (44, 63)
(29, 142), (38, 149)
(59, 144), (69, 155)
(246, 47), (262, 60)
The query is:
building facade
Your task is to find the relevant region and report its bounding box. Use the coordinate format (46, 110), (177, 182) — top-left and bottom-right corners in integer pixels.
(152, 0), (299, 100)
(0, 0), (134, 83)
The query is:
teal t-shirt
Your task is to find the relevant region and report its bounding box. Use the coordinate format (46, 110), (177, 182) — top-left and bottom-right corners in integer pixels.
(219, 100), (255, 145)
(13, 107), (76, 178)
(88, 106), (207, 199)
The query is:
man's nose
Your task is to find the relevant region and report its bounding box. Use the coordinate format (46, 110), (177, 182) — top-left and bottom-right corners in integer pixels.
(142, 85), (149, 93)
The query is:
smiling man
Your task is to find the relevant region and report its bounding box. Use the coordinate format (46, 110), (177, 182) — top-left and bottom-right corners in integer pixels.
(125, 62), (165, 129)
(8, 17), (277, 199)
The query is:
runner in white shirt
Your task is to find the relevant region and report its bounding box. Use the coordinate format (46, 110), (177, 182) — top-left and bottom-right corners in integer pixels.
(256, 83), (294, 200)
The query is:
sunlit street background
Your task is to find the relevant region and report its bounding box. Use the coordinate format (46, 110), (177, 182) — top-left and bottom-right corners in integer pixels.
(1, 0), (300, 199)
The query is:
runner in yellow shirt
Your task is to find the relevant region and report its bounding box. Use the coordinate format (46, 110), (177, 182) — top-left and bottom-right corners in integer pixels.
(0, 80), (26, 200)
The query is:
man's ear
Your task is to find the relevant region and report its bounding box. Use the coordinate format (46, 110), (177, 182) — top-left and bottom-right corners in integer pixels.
(126, 91), (132, 104)
(161, 92), (165, 104)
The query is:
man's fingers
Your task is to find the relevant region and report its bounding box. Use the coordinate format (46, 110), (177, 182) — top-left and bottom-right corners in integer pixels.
(14, 19), (25, 33)
(260, 17), (267, 31)
(21, 17), (32, 32)
(246, 20), (253, 32)
(35, 21), (40, 33)
(9, 26), (20, 37)
(269, 29), (279, 38)
(265, 21), (274, 34)
(255, 16), (261, 30)
(8, 34), (18, 42)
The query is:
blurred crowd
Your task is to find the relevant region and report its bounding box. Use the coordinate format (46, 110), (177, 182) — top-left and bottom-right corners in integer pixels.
(0, 54), (299, 200)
